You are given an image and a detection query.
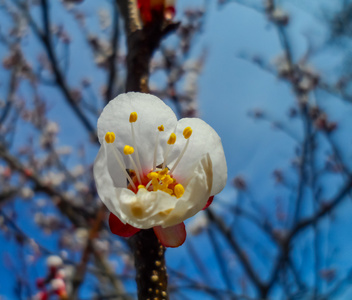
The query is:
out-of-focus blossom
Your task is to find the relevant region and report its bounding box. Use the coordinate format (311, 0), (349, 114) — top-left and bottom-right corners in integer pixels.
(20, 187), (34, 199)
(44, 172), (65, 187)
(51, 278), (67, 297)
(46, 255), (63, 269)
(74, 227), (89, 247)
(71, 165), (85, 177)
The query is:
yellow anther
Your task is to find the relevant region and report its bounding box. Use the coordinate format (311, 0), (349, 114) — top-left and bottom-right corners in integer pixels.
(163, 175), (173, 186)
(138, 185), (146, 189)
(129, 112), (138, 123)
(167, 133), (176, 145)
(183, 127), (192, 139)
(147, 172), (159, 180)
(123, 145), (134, 155)
(158, 125), (164, 132)
(174, 184), (185, 198)
(152, 178), (160, 191)
(164, 188), (173, 195)
(105, 132), (115, 144)
(159, 168), (169, 176)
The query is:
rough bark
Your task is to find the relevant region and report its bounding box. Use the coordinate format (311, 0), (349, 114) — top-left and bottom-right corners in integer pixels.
(129, 229), (169, 300)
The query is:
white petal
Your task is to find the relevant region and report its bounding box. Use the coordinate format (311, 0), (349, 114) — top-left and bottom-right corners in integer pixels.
(168, 118), (227, 195)
(162, 153), (213, 227)
(93, 144), (127, 221)
(115, 188), (177, 229)
(97, 92), (177, 172)
(105, 143), (129, 188)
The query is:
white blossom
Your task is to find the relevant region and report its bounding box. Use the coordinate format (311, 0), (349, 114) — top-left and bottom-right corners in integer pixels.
(94, 93), (227, 232)
(46, 255), (63, 268)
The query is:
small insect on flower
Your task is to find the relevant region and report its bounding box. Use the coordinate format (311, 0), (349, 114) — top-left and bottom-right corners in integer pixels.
(94, 92), (227, 247)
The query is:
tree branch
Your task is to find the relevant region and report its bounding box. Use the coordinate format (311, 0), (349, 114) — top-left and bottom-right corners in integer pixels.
(206, 209), (266, 296)
(13, 0), (98, 142)
(0, 143), (89, 226)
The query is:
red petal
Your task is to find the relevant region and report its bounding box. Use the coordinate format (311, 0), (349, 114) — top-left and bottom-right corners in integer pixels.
(153, 222), (187, 248)
(202, 196), (214, 210)
(109, 213), (140, 237)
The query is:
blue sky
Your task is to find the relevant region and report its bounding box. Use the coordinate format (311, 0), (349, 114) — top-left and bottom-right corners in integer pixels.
(1, 0), (352, 299)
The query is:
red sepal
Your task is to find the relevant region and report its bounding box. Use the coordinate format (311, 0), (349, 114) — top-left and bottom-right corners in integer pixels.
(153, 222), (187, 248)
(202, 195), (214, 210)
(109, 213), (140, 237)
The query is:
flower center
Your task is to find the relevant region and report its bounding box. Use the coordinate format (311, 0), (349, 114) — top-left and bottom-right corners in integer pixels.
(127, 167), (185, 198)
(104, 111), (193, 199)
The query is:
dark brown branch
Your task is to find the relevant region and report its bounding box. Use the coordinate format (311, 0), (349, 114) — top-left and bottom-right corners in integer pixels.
(116, 0), (179, 93)
(129, 229), (169, 300)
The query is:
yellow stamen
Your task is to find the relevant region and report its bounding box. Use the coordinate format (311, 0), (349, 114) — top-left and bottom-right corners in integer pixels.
(174, 184), (185, 198)
(167, 133), (176, 145)
(152, 178), (160, 191)
(105, 132), (115, 144)
(129, 119), (143, 181)
(162, 175), (173, 185)
(147, 172), (159, 180)
(123, 145), (141, 183)
(123, 145), (134, 155)
(129, 112), (138, 123)
(138, 185), (145, 189)
(169, 126), (192, 174)
(108, 144), (136, 190)
(142, 168), (185, 199)
(159, 168), (169, 176)
(153, 126), (164, 170)
(183, 127), (192, 139)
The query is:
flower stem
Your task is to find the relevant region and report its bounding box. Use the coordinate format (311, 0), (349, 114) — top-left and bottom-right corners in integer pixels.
(129, 229), (169, 300)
